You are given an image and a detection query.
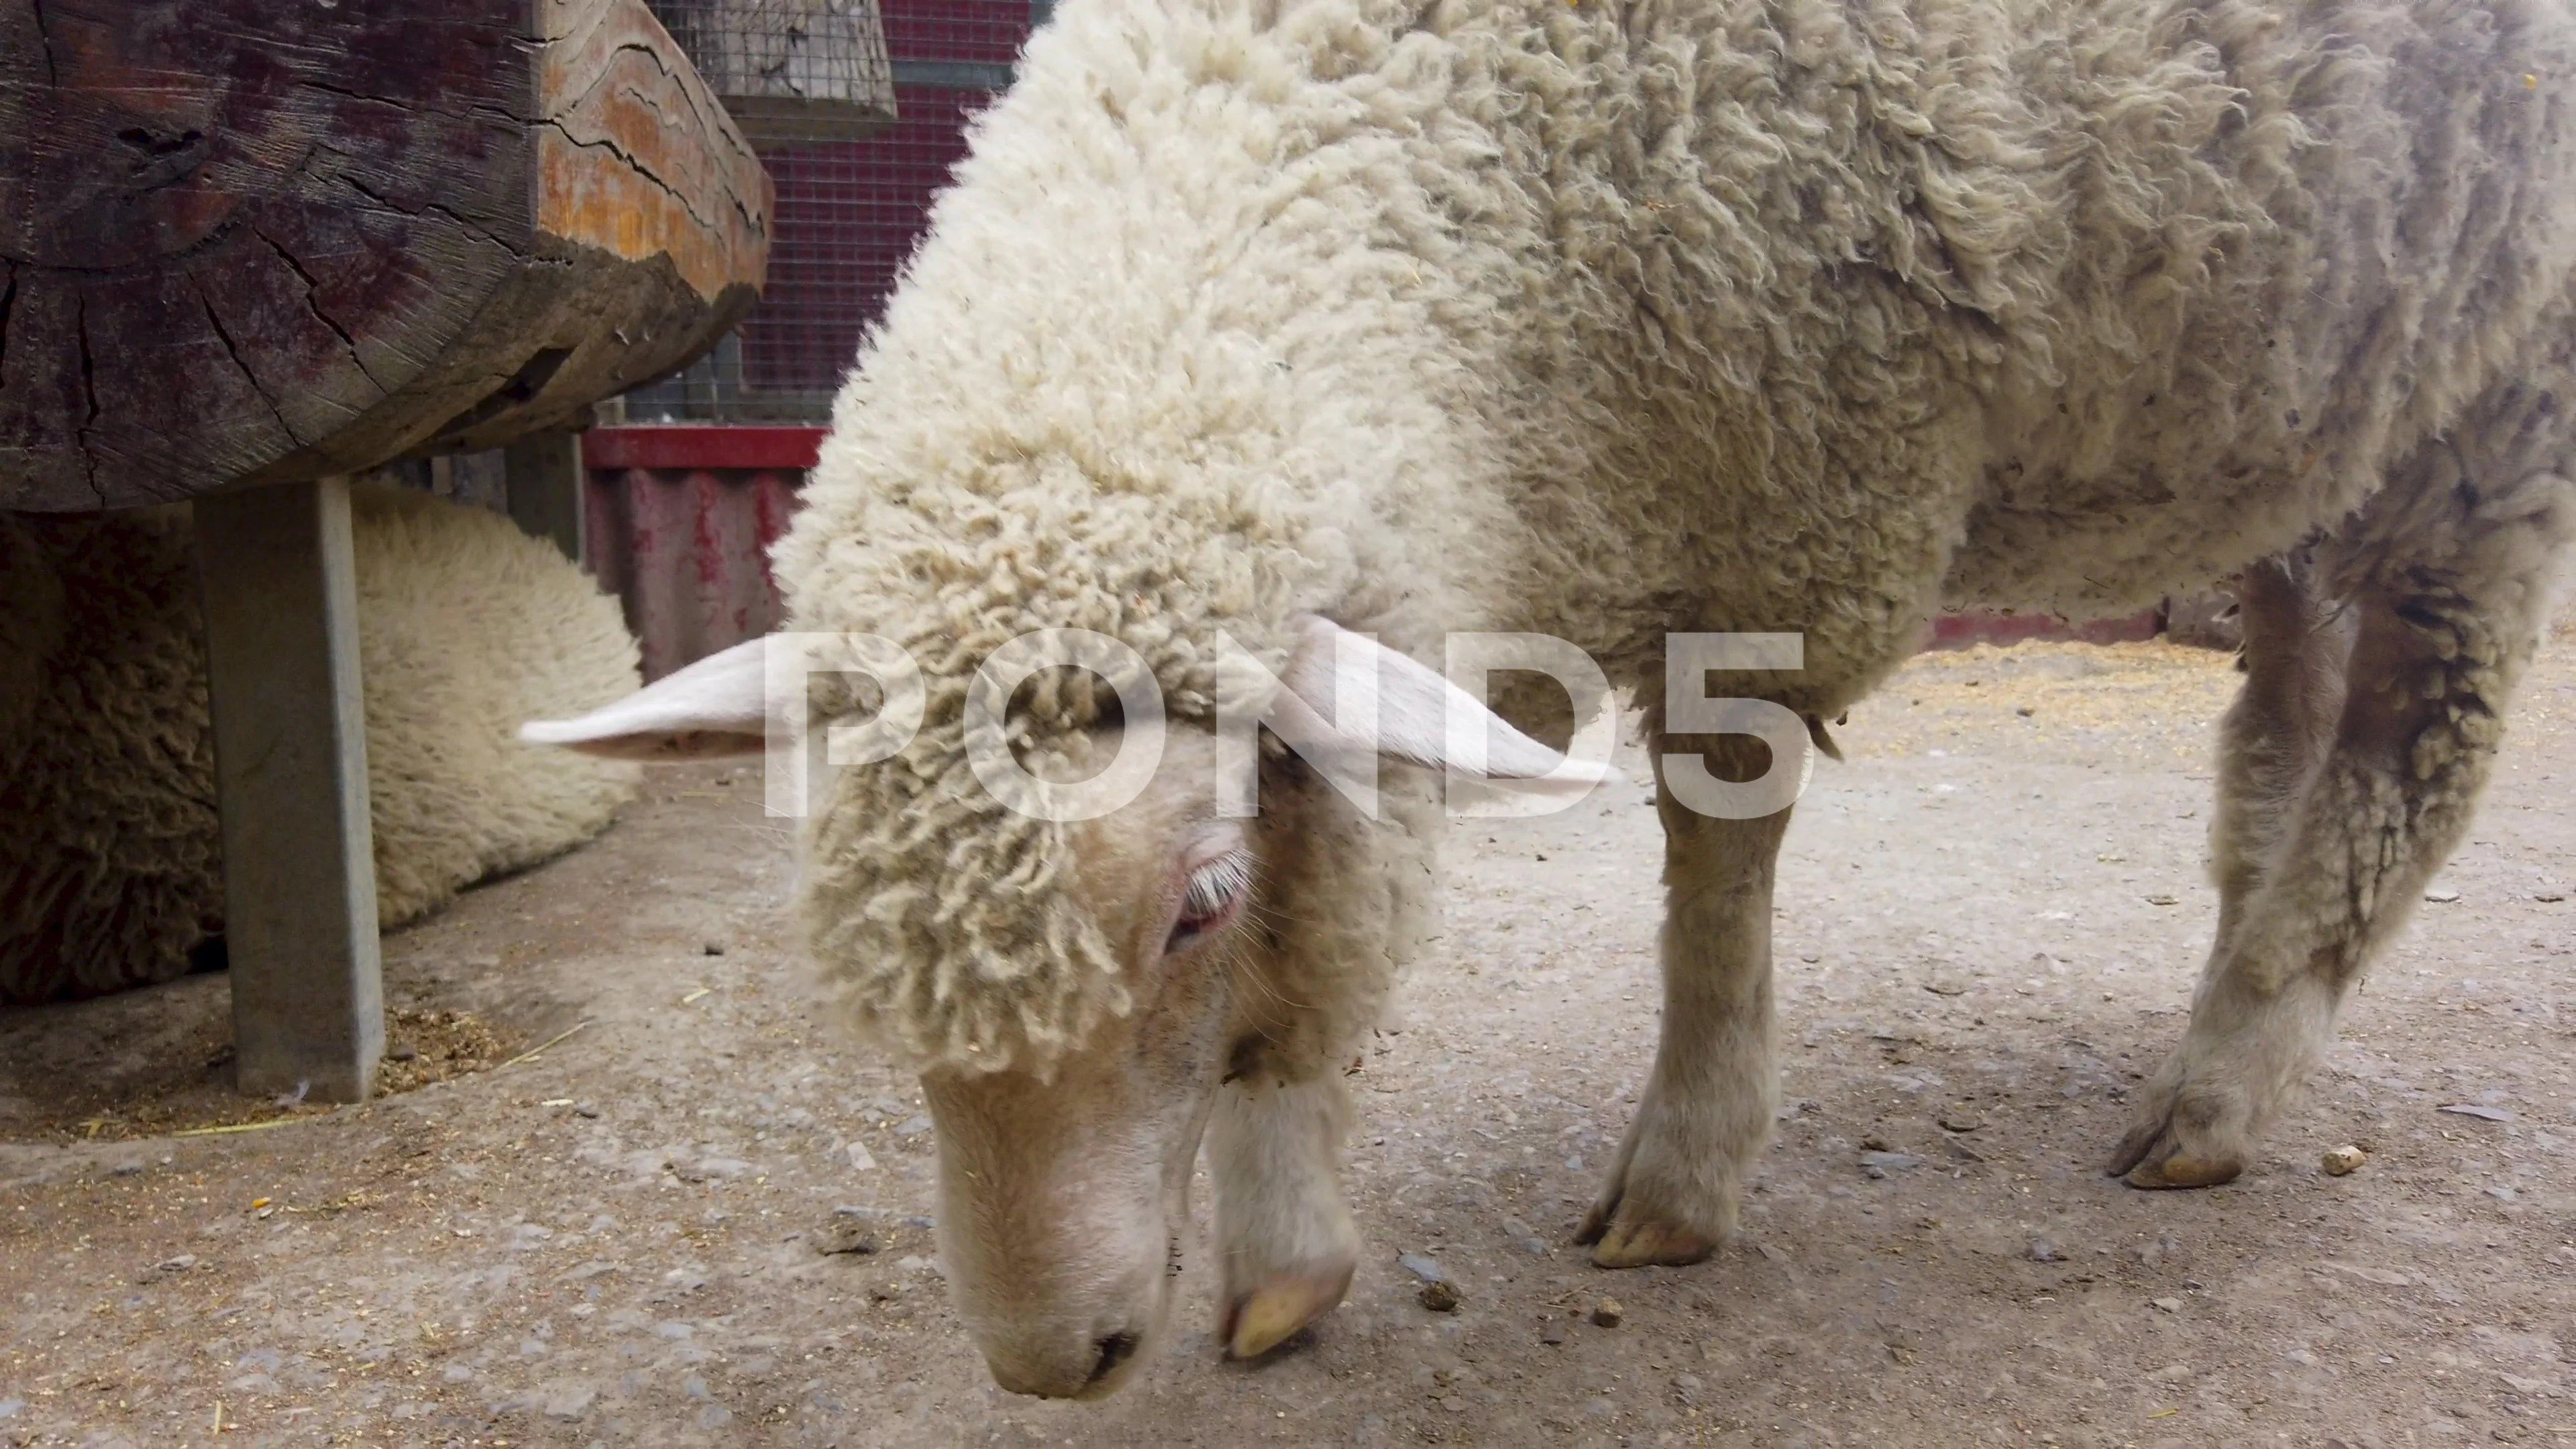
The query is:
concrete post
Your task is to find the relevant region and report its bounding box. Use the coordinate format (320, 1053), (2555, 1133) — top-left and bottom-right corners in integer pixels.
(504, 431), (588, 566)
(195, 476), (384, 1102)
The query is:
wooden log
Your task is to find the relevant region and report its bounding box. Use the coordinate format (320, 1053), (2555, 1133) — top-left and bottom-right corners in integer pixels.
(0, 0), (772, 511)
(649, 0), (898, 149)
(195, 478), (384, 1102)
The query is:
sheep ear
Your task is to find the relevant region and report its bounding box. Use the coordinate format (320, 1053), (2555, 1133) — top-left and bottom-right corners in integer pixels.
(1277, 618), (1615, 792)
(521, 637), (773, 760)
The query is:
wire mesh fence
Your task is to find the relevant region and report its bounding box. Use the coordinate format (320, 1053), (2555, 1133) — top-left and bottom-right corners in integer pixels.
(623, 0), (1049, 423)
(645, 0), (897, 149)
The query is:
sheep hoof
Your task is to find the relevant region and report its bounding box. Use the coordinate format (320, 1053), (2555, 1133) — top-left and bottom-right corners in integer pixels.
(2117, 1148), (2244, 1190)
(1220, 1262), (1354, 1360)
(1581, 1214), (1716, 1269)
(2108, 1081), (2252, 1189)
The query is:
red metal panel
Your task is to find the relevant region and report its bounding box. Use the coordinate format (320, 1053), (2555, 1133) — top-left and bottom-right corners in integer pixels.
(584, 425), (826, 471)
(582, 427), (812, 681)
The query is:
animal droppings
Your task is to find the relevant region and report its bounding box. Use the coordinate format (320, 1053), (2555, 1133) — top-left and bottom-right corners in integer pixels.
(1419, 1281), (1460, 1312)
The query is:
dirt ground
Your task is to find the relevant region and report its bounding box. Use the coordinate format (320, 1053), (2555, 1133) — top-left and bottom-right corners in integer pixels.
(3, 627), (2573, 1448)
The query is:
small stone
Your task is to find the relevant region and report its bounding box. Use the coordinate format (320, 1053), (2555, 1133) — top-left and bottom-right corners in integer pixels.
(1591, 1298), (1624, 1328)
(1539, 1319), (1567, 1346)
(544, 1387), (596, 1421)
(2151, 1297), (2183, 1313)
(1923, 977), (1970, 996)
(895, 1115), (933, 1137)
(2424, 887), (2460, 903)
(1419, 1281), (1460, 1313)
(2145, 894), (2180, 906)
(1860, 1134), (1892, 1152)
(702, 941), (727, 956)
(2028, 1238), (2061, 1264)
(109, 1159), (146, 1177)
(574, 1104), (600, 1119)
(386, 1045), (418, 1063)
(1937, 1106), (1983, 1132)
(816, 1224), (878, 1257)
(2148, 1363), (2194, 1383)
(2320, 1145), (2368, 1176)
(845, 1141), (878, 1173)
(2015, 704), (2035, 717)
(1859, 1150), (1921, 1175)
(1397, 1253), (1445, 1284)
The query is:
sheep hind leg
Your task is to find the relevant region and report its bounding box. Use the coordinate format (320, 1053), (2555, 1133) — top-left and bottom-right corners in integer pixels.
(1579, 733), (1793, 1269)
(1210, 1070), (1359, 1359)
(2112, 429), (2576, 1188)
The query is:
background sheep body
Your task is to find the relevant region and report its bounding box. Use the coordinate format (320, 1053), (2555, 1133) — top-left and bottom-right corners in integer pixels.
(0, 484), (641, 1004)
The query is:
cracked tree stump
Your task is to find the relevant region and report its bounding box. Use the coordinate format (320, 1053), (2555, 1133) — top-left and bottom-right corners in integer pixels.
(0, 0), (773, 511)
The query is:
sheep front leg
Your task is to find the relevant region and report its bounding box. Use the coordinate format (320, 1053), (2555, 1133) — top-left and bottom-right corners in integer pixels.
(2202, 555), (2351, 952)
(1210, 1069), (1359, 1359)
(2113, 431), (2575, 1187)
(1579, 734), (1794, 1268)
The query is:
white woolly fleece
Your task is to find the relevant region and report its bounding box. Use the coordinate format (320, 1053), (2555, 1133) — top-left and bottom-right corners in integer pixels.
(0, 485), (641, 1004)
(773, 0), (2576, 1074)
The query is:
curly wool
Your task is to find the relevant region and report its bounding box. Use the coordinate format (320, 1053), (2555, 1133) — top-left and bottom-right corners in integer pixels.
(0, 484), (641, 1004)
(774, 0), (2576, 1074)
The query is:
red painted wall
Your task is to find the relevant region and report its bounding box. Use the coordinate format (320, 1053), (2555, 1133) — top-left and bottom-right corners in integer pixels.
(582, 427), (821, 681)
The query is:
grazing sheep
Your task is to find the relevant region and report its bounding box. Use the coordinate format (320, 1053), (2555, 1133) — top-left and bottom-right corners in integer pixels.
(529, 0), (2576, 1397)
(1, 483), (641, 1004)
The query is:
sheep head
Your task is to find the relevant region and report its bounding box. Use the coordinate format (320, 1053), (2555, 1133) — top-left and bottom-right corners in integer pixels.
(523, 616), (1607, 1397)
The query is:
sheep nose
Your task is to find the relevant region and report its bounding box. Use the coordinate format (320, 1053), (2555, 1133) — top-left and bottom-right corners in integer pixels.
(1087, 1331), (1140, 1387)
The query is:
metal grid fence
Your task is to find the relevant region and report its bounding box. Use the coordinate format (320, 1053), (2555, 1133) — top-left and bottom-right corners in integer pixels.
(625, 0), (1049, 422)
(644, 0), (897, 150)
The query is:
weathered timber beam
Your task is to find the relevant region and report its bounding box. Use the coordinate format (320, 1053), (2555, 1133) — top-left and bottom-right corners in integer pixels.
(0, 0), (771, 511)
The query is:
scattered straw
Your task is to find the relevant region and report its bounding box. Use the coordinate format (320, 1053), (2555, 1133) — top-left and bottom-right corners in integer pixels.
(496, 1019), (591, 1069)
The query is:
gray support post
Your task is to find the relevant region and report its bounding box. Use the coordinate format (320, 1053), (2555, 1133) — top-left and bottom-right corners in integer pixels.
(504, 431), (589, 566)
(195, 477), (384, 1102)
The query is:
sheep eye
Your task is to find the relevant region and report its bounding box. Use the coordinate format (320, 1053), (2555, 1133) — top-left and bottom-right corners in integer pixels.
(1167, 852), (1252, 951)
